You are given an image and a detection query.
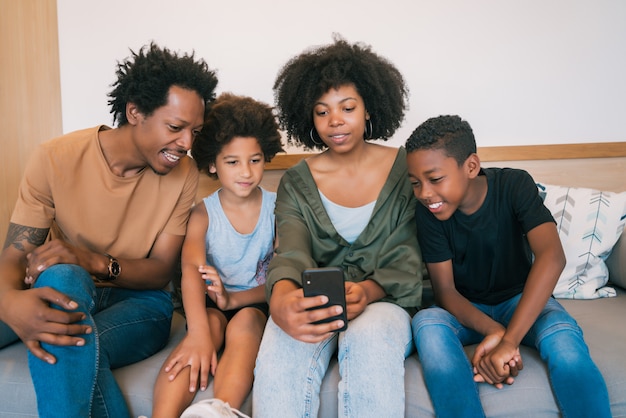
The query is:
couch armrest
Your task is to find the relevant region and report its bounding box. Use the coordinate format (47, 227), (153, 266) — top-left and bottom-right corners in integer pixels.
(607, 227), (626, 289)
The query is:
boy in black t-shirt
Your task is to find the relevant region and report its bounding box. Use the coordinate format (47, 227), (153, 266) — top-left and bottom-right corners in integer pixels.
(405, 115), (610, 418)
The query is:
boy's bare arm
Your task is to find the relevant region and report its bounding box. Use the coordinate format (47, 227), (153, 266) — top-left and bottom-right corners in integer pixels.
(500, 222), (565, 348)
(473, 222), (565, 385)
(428, 260), (504, 337)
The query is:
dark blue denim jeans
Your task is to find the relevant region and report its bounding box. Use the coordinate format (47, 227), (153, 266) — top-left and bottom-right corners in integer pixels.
(412, 294), (611, 418)
(28, 264), (173, 418)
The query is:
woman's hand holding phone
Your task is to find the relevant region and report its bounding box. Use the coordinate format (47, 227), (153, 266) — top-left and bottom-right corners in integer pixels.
(270, 278), (346, 343)
(302, 267), (348, 331)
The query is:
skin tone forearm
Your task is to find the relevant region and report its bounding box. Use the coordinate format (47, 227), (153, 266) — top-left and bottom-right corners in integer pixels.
(500, 224), (565, 346)
(472, 223), (565, 385)
(427, 260), (519, 387)
(24, 234), (183, 290)
(428, 262), (504, 337)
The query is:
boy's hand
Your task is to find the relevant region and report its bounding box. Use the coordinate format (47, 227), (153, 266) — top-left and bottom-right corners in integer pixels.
(269, 280), (345, 343)
(199, 265), (230, 310)
(344, 281), (367, 320)
(472, 335), (523, 388)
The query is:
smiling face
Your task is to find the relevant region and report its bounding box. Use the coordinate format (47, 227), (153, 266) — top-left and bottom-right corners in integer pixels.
(407, 148), (483, 220)
(312, 84), (369, 152)
(130, 85), (205, 176)
(209, 136), (265, 198)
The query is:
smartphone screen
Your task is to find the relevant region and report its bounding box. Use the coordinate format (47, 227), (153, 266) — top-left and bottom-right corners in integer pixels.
(302, 267), (348, 331)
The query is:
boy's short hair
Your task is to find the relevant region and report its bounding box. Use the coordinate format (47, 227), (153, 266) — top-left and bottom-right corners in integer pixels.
(405, 115), (476, 166)
(192, 93), (284, 179)
(108, 43), (218, 126)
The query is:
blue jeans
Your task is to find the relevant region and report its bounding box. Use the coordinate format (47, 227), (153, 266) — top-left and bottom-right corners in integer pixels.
(253, 302), (413, 418)
(28, 264), (173, 418)
(412, 294), (611, 418)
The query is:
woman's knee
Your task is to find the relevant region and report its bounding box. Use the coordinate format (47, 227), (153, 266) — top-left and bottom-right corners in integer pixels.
(344, 302), (412, 355)
(351, 303), (409, 335)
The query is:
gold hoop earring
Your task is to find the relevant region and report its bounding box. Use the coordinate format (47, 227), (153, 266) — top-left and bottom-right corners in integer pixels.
(309, 128), (323, 145)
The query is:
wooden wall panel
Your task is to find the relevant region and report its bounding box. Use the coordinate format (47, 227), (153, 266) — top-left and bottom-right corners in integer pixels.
(0, 0), (62, 244)
(266, 142), (626, 170)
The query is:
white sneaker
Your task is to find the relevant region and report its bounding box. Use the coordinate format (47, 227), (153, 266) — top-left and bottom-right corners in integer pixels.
(180, 398), (250, 418)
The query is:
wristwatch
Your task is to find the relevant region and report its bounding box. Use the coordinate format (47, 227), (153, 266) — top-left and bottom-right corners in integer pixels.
(105, 254), (121, 281)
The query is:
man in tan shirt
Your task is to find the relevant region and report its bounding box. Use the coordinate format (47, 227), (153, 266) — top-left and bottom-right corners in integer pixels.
(0, 43), (217, 418)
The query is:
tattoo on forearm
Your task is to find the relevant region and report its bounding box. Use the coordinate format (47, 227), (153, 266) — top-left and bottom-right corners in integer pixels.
(3, 223), (49, 251)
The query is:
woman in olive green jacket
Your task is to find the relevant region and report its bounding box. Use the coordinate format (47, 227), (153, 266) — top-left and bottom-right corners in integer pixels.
(254, 36), (423, 418)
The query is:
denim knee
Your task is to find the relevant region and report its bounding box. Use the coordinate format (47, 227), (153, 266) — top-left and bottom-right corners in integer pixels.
(412, 306), (457, 335)
(34, 264), (96, 310)
(342, 302), (412, 357)
(531, 299), (583, 346)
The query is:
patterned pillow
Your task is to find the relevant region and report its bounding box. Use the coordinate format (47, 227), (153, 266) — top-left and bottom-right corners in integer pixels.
(537, 183), (626, 299)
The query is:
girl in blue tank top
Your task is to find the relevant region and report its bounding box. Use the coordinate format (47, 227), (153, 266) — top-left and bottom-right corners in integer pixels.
(152, 93), (284, 418)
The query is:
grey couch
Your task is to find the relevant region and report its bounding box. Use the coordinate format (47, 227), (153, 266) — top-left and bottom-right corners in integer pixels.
(0, 232), (624, 417)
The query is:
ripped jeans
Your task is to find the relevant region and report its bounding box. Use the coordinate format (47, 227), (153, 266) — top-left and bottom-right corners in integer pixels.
(253, 302), (413, 418)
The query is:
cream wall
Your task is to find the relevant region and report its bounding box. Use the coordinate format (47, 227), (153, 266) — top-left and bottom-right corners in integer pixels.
(56, 0), (626, 150)
(2, 1), (625, 242)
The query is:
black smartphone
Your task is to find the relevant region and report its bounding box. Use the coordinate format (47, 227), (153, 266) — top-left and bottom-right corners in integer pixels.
(302, 267), (348, 331)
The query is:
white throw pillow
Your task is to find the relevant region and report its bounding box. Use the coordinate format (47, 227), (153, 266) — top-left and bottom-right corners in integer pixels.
(537, 183), (626, 299)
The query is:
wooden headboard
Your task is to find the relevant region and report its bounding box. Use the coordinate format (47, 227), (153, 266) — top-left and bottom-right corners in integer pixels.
(197, 142), (626, 200)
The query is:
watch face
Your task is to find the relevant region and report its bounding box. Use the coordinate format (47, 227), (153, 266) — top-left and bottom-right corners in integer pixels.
(111, 261), (121, 276)
(108, 258), (121, 280)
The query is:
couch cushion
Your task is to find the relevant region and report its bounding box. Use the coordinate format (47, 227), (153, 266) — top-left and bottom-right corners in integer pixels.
(0, 321), (18, 350)
(537, 183), (626, 299)
(2, 295), (626, 417)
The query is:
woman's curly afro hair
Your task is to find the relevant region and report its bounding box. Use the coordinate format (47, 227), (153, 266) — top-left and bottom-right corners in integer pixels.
(108, 42), (218, 126)
(192, 93), (284, 179)
(273, 35), (409, 150)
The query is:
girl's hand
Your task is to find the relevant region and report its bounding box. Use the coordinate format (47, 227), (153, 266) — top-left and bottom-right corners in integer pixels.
(199, 265), (231, 310)
(163, 332), (218, 393)
(270, 280), (345, 343)
(344, 281), (367, 320)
